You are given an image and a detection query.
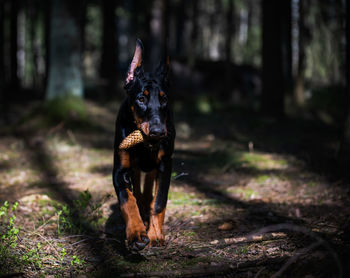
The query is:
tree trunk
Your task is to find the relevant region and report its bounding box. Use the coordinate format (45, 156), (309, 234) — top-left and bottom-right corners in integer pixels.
(80, 0), (87, 56)
(10, 0), (19, 92)
(225, 0), (234, 97)
(283, 0), (292, 96)
(17, 5), (25, 85)
(29, 1), (38, 89)
(294, 0), (306, 107)
(0, 0), (4, 88)
(247, 0), (255, 32)
(100, 0), (118, 94)
(44, 0), (51, 95)
(150, 0), (168, 67)
(46, 0), (83, 100)
(175, 0), (185, 57)
(28, 0), (45, 91)
(0, 0), (5, 119)
(225, 0), (234, 63)
(187, 0), (198, 66)
(261, 0), (291, 117)
(339, 0), (350, 164)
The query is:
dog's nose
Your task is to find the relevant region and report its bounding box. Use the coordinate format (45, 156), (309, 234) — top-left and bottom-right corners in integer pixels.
(149, 126), (166, 138)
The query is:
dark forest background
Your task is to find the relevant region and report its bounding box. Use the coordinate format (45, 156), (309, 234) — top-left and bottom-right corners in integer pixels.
(0, 1), (346, 111)
(1, 0), (350, 166)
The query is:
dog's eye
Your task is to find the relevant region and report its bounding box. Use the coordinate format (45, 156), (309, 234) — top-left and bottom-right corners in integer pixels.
(138, 96), (146, 103)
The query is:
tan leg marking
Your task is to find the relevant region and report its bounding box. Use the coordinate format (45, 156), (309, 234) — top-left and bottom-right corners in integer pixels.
(120, 188), (147, 244)
(119, 150), (130, 168)
(147, 177), (166, 246)
(142, 171), (156, 227)
(157, 149), (165, 164)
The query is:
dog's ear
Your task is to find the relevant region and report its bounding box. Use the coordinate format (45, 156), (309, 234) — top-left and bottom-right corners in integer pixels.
(156, 56), (170, 83)
(126, 39), (144, 85)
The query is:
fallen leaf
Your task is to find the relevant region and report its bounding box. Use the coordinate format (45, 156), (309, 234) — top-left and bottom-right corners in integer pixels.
(218, 222), (234, 231)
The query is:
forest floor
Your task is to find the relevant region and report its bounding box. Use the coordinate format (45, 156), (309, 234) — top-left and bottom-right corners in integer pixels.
(0, 99), (350, 277)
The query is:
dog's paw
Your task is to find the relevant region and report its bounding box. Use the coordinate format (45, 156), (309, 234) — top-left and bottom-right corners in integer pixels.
(147, 227), (165, 247)
(130, 235), (150, 251)
(126, 224), (149, 251)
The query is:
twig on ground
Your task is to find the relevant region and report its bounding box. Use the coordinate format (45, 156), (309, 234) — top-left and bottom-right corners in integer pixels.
(173, 172), (189, 180)
(70, 238), (90, 246)
(210, 232), (287, 247)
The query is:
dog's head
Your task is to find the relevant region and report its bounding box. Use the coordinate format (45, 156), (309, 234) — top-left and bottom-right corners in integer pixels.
(125, 39), (170, 140)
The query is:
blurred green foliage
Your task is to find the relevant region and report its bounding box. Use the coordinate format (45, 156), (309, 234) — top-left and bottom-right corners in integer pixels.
(45, 95), (87, 122)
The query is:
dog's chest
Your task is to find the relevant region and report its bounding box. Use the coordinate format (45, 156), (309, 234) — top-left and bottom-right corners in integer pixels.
(129, 144), (160, 172)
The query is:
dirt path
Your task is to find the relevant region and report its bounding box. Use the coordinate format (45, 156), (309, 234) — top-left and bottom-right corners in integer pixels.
(0, 100), (349, 277)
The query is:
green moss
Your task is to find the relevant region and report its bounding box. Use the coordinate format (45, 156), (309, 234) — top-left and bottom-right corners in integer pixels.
(255, 175), (270, 184)
(45, 95), (86, 123)
(183, 231), (196, 237)
(168, 191), (220, 207)
(240, 152), (269, 164)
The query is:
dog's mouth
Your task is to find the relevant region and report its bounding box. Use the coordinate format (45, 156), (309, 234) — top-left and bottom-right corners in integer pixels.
(143, 131), (166, 143)
(139, 129), (166, 146)
(148, 135), (165, 143)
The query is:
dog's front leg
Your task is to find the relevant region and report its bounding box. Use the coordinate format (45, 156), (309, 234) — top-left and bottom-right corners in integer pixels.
(148, 157), (172, 246)
(113, 150), (149, 250)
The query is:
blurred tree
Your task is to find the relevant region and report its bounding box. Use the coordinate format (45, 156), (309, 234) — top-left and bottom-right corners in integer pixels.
(46, 0), (83, 100)
(28, 0), (40, 89)
(80, 0), (87, 54)
(225, 0), (234, 64)
(261, 0), (292, 117)
(17, 2), (25, 85)
(339, 0), (350, 164)
(188, 0), (198, 66)
(0, 0), (4, 89)
(175, 0), (185, 58)
(149, 0), (169, 67)
(100, 0), (118, 94)
(305, 2), (343, 85)
(225, 0), (234, 95)
(10, 0), (19, 92)
(44, 0), (50, 92)
(0, 0), (4, 119)
(27, 0), (46, 92)
(237, 0), (261, 66)
(294, 0), (307, 107)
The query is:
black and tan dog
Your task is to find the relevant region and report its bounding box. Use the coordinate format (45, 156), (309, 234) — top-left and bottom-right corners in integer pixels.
(112, 39), (175, 250)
